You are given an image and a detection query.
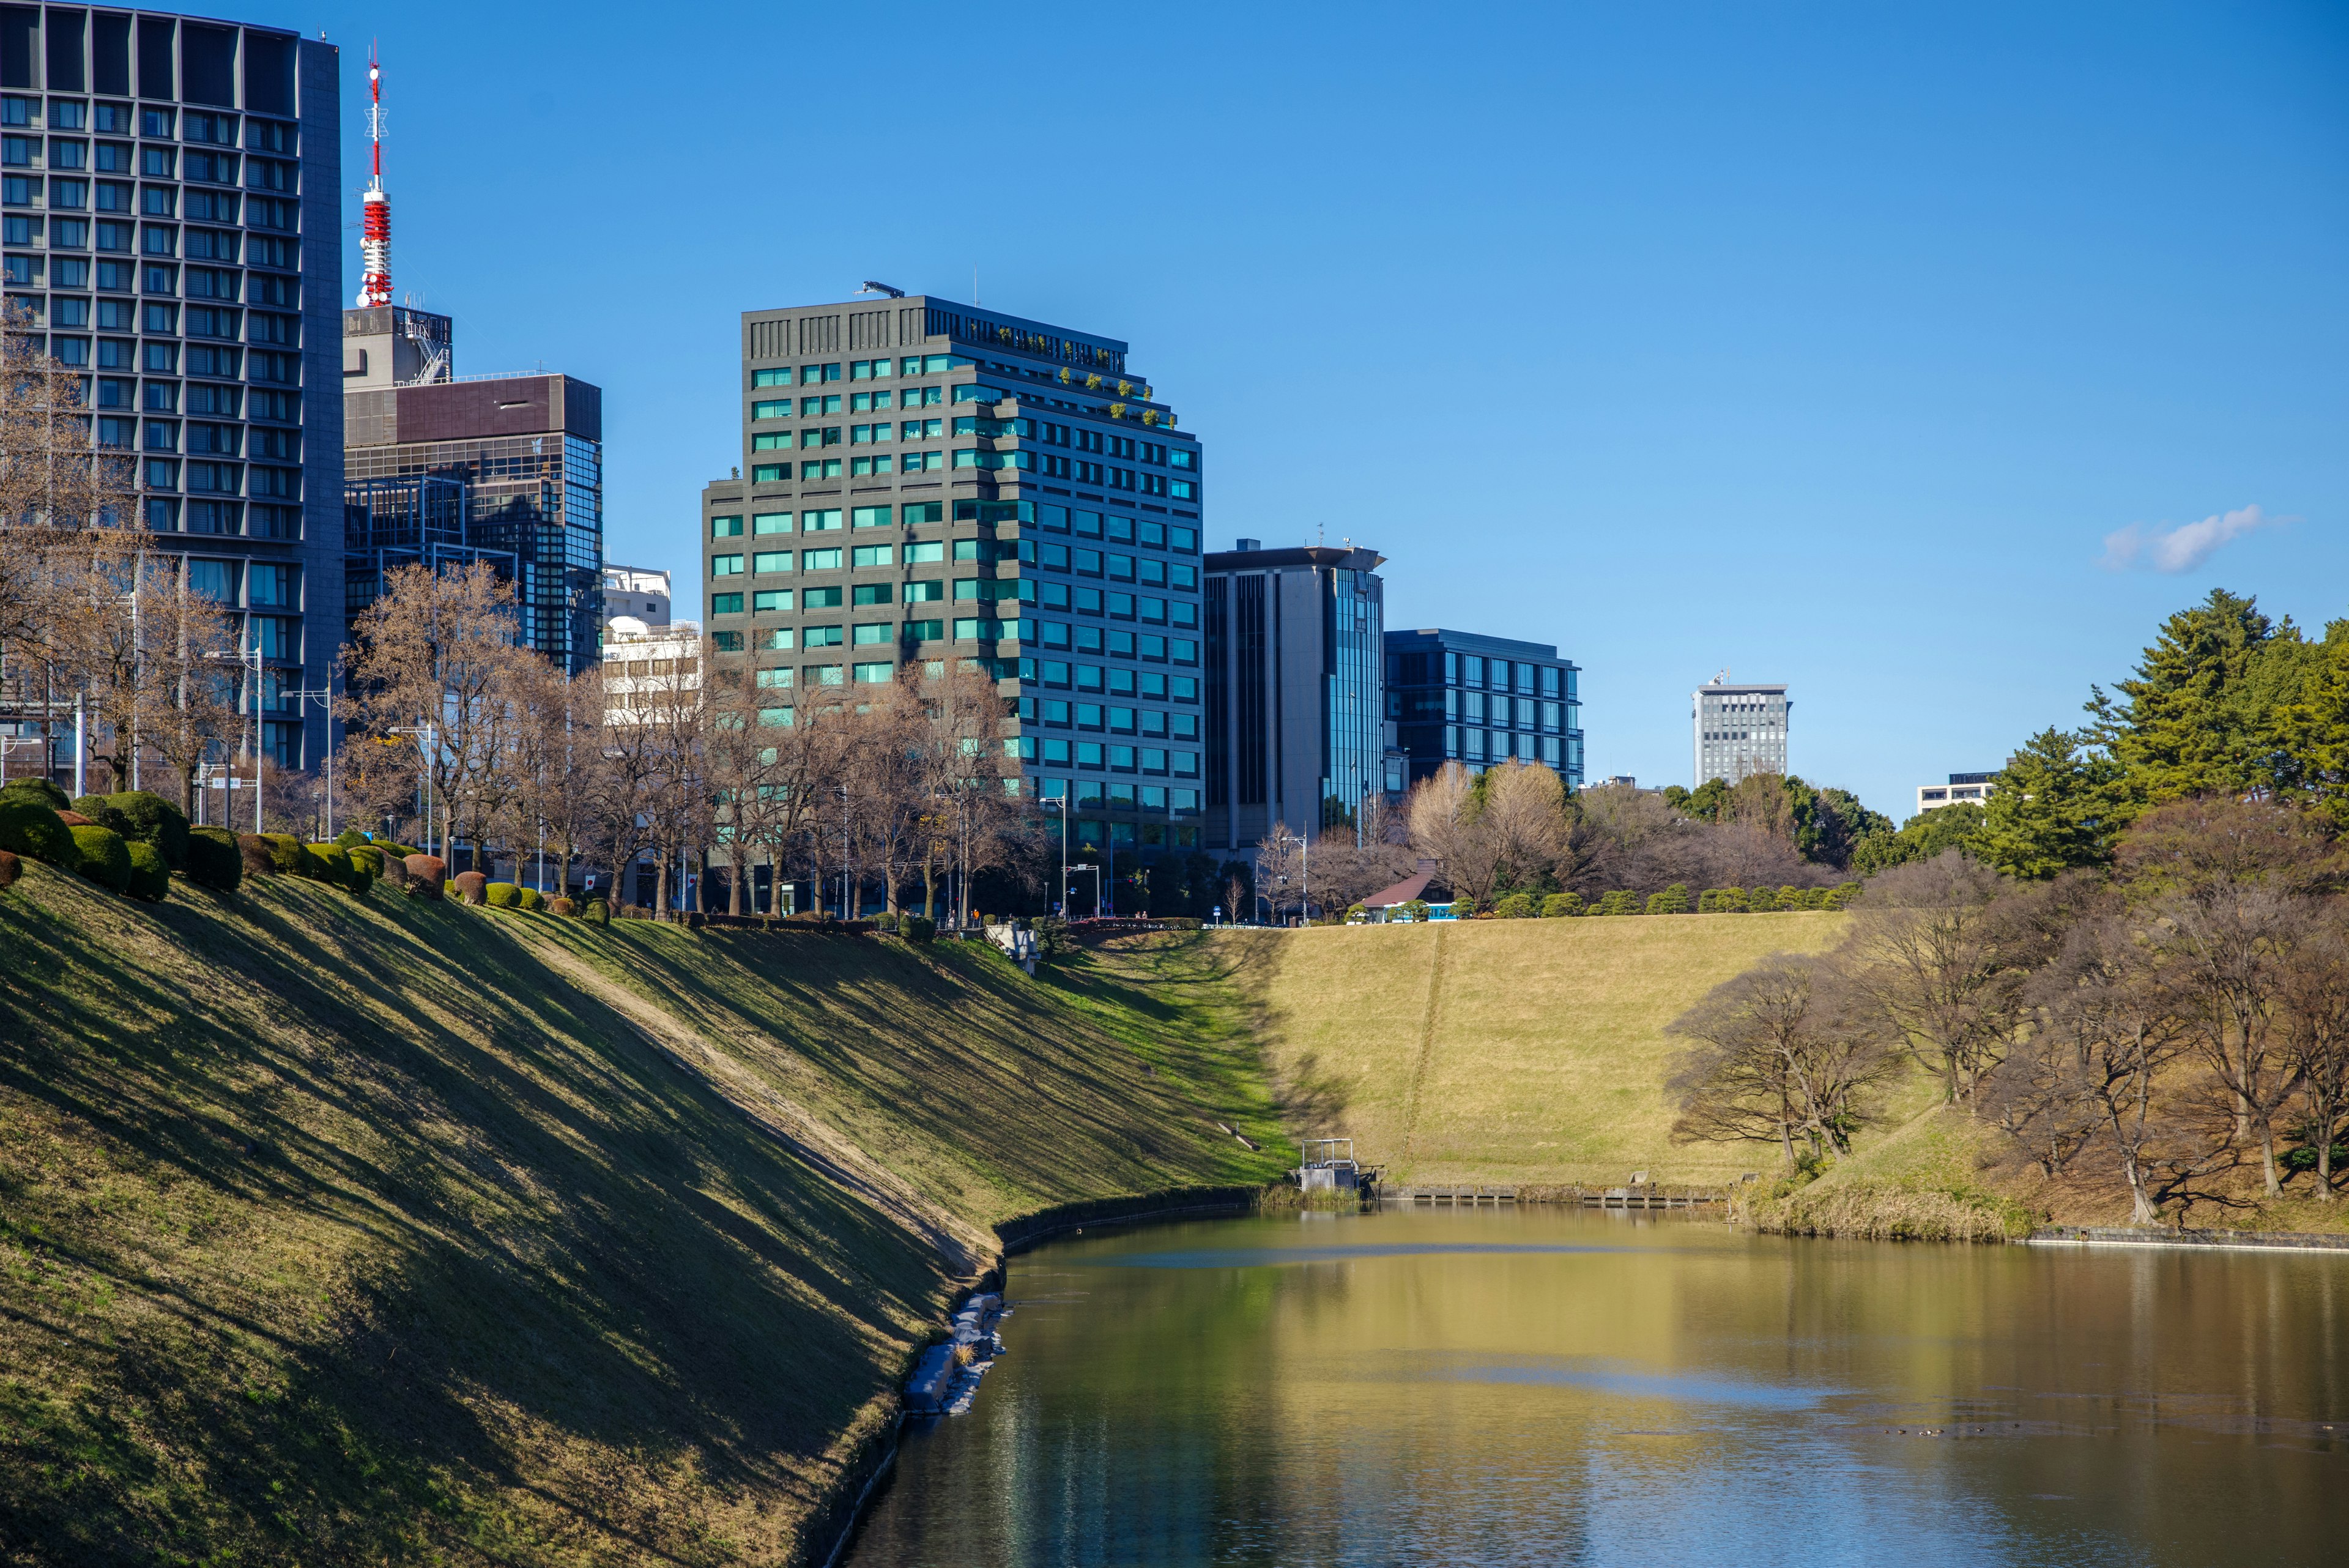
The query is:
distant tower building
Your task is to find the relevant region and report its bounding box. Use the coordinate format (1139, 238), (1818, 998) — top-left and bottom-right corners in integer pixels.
(336, 61), (604, 675)
(1201, 539), (1386, 853)
(1692, 675), (1789, 786)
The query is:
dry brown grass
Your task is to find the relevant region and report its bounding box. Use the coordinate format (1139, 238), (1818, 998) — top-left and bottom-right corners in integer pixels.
(1228, 914), (1859, 1186)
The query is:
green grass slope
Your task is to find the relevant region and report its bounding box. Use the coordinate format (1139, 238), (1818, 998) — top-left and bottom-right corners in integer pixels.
(1230, 915), (1858, 1187)
(0, 865), (1285, 1566)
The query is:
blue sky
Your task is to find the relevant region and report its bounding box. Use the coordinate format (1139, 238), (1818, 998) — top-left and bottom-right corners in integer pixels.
(260, 0), (2347, 819)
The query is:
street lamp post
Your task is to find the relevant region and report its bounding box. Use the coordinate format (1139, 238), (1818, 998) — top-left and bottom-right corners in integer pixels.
(202, 643), (264, 836)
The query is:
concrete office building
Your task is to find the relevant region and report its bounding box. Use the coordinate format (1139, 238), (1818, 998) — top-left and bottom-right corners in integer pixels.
(343, 307), (604, 674)
(1693, 676), (1789, 786)
(1384, 630), (1584, 789)
(0, 7), (341, 769)
(699, 291), (1206, 855)
(1917, 771), (1995, 814)
(1202, 539), (1386, 852)
(603, 563), (670, 629)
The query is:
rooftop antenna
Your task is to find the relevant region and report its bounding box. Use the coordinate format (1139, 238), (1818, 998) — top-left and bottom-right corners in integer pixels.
(355, 44), (392, 309)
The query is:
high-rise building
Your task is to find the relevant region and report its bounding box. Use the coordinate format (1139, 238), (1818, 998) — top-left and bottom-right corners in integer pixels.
(1692, 676), (1789, 785)
(1384, 630), (1583, 789)
(698, 291), (1207, 855)
(343, 307), (605, 674)
(1201, 539), (1386, 852)
(0, 9), (341, 768)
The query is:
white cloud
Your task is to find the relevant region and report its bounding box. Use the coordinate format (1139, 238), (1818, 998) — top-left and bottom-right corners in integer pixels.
(2099, 503), (2278, 573)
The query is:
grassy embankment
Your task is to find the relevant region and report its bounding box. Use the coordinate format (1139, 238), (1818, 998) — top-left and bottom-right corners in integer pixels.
(1228, 916), (2349, 1238)
(0, 863), (1286, 1566)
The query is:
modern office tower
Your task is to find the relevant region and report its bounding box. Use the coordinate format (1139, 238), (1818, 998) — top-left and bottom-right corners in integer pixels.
(0, 9), (341, 770)
(1691, 675), (1789, 786)
(1201, 539), (1386, 852)
(343, 307), (605, 674)
(1384, 630), (1584, 789)
(603, 564), (671, 629)
(699, 292), (1206, 855)
(1917, 771), (1995, 814)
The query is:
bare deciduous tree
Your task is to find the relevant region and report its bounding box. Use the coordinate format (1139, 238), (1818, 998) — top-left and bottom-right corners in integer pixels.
(1667, 954), (1898, 1169)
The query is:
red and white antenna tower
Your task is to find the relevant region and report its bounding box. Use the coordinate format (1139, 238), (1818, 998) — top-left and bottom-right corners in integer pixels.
(356, 45), (391, 308)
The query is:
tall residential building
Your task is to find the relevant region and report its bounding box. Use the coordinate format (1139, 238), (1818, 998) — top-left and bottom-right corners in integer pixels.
(1692, 676), (1789, 785)
(1201, 539), (1385, 852)
(603, 563), (671, 629)
(1, 9), (341, 769)
(699, 292), (1206, 856)
(1384, 630), (1583, 789)
(343, 307), (605, 674)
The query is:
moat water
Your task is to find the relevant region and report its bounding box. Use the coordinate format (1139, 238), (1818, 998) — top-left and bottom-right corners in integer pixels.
(844, 1207), (2349, 1566)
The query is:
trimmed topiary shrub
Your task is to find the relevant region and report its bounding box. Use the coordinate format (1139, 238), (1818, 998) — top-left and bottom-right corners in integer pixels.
(872, 910), (899, 932)
(581, 896), (610, 926)
(0, 777), (69, 811)
(455, 871), (489, 905)
(1646, 883), (1691, 915)
(1824, 881), (1863, 911)
(900, 913), (936, 942)
(1452, 896), (1479, 919)
(55, 810), (94, 827)
(263, 833), (305, 874)
(1494, 892), (1537, 920)
(303, 844), (349, 888)
(125, 841), (169, 902)
(185, 828), (242, 892)
(332, 828), (370, 849)
(76, 792), (190, 869)
(1595, 890), (1642, 916)
(404, 855), (445, 899)
(484, 880), (521, 908)
(0, 798), (75, 866)
(346, 844), (385, 880)
(380, 842), (421, 860)
(548, 895), (576, 916)
(1540, 892), (1583, 917)
(70, 825), (132, 891)
(1401, 899), (1431, 923)
(0, 849), (18, 890)
(237, 833), (275, 876)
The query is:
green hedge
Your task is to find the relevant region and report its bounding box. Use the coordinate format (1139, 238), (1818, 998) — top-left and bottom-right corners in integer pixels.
(237, 834), (275, 876)
(519, 886), (547, 912)
(1540, 892), (1583, 917)
(0, 798), (75, 865)
(580, 896), (610, 926)
(261, 833), (305, 874)
(0, 778), (67, 811)
(70, 825), (131, 892)
(73, 790), (190, 869)
(124, 841), (169, 902)
(485, 880), (521, 908)
(332, 828), (371, 849)
(1493, 893), (1536, 920)
(346, 844), (386, 879)
(900, 913), (935, 942)
(185, 827), (242, 893)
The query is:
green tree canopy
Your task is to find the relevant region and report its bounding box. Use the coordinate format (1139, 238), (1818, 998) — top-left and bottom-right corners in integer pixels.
(1975, 727), (2126, 880)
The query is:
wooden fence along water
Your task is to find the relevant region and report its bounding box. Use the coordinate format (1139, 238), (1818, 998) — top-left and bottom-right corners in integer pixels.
(1386, 1184), (1723, 1210)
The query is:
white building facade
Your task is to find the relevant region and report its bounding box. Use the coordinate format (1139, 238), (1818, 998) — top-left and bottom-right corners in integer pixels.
(604, 565), (672, 630)
(1917, 772), (1996, 814)
(1691, 677), (1790, 786)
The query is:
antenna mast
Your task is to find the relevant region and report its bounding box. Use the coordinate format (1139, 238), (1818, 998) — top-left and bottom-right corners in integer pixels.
(357, 45), (392, 308)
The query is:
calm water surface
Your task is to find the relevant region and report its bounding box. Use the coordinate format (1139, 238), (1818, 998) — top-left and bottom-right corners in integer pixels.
(846, 1207), (2349, 1566)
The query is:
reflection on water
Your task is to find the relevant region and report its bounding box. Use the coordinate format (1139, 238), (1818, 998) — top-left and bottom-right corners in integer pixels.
(846, 1208), (2349, 1567)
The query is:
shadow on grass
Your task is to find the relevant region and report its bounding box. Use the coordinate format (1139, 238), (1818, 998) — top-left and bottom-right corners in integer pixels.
(0, 867), (957, 1564)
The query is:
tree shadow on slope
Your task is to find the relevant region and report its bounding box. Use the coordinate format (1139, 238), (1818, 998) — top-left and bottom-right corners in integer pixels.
(0, 869), (951, 1565)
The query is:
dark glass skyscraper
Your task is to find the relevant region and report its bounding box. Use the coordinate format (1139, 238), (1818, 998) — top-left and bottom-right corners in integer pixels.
(1201, 541), (1386, 853)
(1385, 628), (1584, 790)
(0, 6), (341, 768)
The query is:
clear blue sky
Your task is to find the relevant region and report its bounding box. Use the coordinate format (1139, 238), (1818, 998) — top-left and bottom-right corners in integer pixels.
(261, 0), (2347, 820)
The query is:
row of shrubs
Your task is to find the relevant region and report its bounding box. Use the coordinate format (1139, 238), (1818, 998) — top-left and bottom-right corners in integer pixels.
(0, 781), (620, 925)
(1359, 882), (1863, 922)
